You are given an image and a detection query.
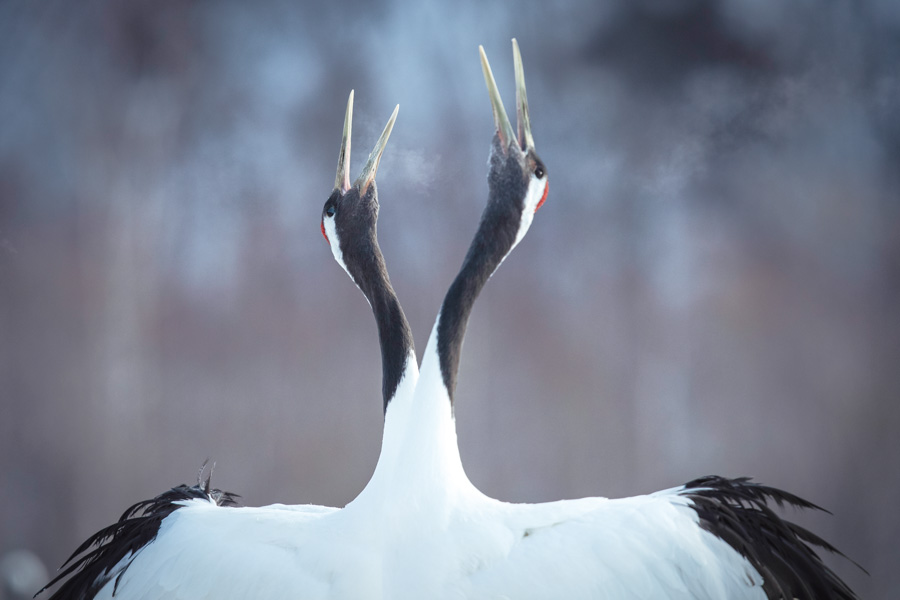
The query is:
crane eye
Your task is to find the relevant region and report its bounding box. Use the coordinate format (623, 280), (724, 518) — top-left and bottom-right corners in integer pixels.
(534, 166), (545, 179)
(325, 205), (336, 217)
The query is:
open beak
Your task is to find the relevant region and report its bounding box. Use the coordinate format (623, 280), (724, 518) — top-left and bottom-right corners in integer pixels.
(334, 91), (399, 195)
(354, 104), (399, 195)
(479, 38), (534, 153)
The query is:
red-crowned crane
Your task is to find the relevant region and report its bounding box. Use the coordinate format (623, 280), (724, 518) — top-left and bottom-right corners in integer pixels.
(369, 40), (858, 599)
(39, 93), (419, 600)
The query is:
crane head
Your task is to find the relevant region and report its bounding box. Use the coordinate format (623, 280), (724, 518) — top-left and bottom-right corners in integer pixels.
(321, 90), (398, 285)
(479, 39), (549, 251)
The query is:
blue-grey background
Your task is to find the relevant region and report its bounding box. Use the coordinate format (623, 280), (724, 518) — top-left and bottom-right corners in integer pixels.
(1, 0), (897, 597)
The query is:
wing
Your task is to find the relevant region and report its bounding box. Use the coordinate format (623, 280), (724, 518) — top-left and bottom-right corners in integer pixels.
(456, 477), (857, 600)
(40, 479), (343, 600)
(453, 493), (764, 600)
(678, 476), (859, 600)
(92, 501), (343, 600)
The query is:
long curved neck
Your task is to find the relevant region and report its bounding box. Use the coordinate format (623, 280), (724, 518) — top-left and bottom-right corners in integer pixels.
(437, 170), (524, 403)
(377, 164), (526, 506)
(344, 235), (421, 512)
(351, 238), (416, 412)
(373, 285), (415, 413)
(369, 158), (527, 508)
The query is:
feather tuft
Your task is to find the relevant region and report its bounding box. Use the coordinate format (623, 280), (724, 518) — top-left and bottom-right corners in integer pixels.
(680, 475), (862, 600)
(36, 465), (238, 600)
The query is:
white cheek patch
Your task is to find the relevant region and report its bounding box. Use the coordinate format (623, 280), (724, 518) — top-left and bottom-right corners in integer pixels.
(512, 174), (547, 249)
(323, 216), (349, 276)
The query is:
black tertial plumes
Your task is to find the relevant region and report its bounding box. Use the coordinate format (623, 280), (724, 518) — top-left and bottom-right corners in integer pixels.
(680, 476), (861, 600)
(37, 464), (239, 600)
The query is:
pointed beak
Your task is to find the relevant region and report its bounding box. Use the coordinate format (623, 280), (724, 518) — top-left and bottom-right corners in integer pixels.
(355, 104), (400, 194)
(512, 39), (534, 151)
(479, 45), (517, 152)
(335, 90), (354, 193)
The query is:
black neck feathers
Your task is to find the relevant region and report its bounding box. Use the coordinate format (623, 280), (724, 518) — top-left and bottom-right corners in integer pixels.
(365, 260), (414, 413)
(340, 210), (414, 413)
(437, 147), (527, 401)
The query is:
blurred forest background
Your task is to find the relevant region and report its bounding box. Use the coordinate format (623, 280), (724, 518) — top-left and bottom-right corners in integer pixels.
(1, 0), (898, 597)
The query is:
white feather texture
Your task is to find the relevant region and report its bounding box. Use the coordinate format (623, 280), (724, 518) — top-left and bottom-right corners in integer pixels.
(349, 349), (419, 506)
(82, 315), (770, 600)
(85, 409), (769, 600)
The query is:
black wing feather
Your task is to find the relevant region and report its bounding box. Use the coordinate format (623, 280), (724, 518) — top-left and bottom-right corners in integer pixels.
(36, 466), (239, 600)
(680, 475), (861, 600)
